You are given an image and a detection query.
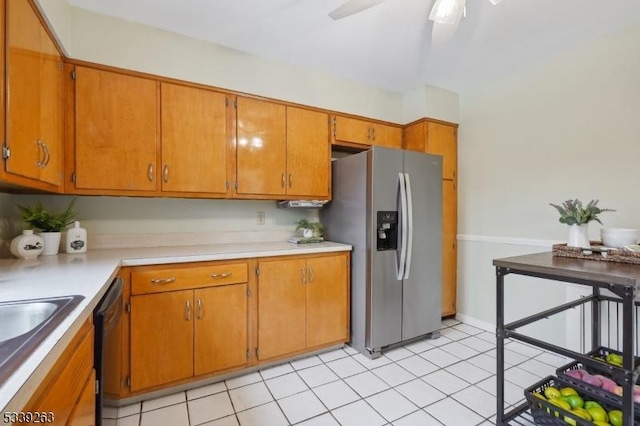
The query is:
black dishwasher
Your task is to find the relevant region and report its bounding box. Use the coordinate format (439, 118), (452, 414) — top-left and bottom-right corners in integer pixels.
(94, 277), (123, 426)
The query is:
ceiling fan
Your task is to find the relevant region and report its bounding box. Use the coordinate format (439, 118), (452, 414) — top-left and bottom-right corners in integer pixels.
(329, 0), (504, 27)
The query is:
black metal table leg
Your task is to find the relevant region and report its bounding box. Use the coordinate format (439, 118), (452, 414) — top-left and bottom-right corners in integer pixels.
(496, 267), (507, 425)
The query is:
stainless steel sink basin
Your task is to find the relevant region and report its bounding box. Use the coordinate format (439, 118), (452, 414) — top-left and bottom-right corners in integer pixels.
(0, 295), (84, 382)
(0, 302), (58, 342)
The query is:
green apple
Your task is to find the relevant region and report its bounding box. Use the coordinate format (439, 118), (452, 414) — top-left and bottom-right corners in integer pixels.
(608, 409), (623, 426)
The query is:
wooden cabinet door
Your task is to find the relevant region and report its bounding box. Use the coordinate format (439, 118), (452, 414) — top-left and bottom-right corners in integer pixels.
(426, 122), (457, 180)
(194, 284), (248, 375)
(130, 291), (193, 391)
(441, 180), (457, 316)
(235, 97), (286, 196)
(332, 115), (372, 145)
(371, 124), (402, 149)
(74, 66), (158, 191)
(402, 121), (427, 152)
(257, 258), (306, 360)
(161, 83), (230, 194)
(6, 0), (63, 186)
(306, 255), (349, 348)
(67, 369), (96, 426)
(286, 107), (330, 198)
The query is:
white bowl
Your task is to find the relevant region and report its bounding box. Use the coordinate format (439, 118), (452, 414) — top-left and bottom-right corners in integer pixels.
(600, 228), (639, 248)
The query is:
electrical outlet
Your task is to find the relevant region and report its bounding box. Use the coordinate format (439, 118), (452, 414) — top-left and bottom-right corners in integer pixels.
(257, 211), (265, 225)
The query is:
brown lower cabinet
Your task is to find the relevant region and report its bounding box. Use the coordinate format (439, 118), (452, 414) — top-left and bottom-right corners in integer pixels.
(257, 253), (350, 361)
(119, 252), (350, 396)
(23, 319), (95, 425)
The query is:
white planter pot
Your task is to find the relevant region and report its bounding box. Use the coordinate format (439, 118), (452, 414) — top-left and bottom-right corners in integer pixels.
(567, 224), (590, 249)
(37, 232), (62, 256)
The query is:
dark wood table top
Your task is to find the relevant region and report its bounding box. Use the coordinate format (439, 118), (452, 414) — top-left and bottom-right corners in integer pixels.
(493, 252), (640, 287)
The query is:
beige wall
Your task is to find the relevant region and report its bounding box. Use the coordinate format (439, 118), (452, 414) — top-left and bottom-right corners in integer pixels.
(456, 23), (640, 336)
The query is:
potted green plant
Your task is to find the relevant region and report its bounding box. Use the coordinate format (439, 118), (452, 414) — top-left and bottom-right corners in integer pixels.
(17, 199), (77, 255)
(549, 199), (614, 248)
(295, 219), (324, 239)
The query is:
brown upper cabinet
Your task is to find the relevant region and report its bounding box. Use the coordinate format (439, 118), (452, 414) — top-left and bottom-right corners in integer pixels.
(70, 66), (159, 193)
(2, 0), (64, 191)
(234, 97), (287, 197)
(161, 83), (232, 195)
(331, 115), (402, 149)
(285, 107), (330, 199)
(403, 119), (457, 180)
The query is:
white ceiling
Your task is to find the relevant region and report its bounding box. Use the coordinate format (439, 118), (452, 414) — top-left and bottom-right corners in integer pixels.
(67, 0), (640, 93)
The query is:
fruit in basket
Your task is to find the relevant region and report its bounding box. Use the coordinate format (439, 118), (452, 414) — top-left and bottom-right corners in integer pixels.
(566, 369), (586, 380)
(594, 375), (617, 391)
(586, 406), (609, 422)
(582, 373), (603, 388)
(592, 422), (611, 426)
(550, 398), (572, 413)
(571, 407), (592, 420)
(584, 401), (604, 411)
(563, 394), (584, 409)
(606, 353), (623, 367)
(611, 386), (623, 396)
(561, 387), (579, 396)
(544, 386), (562, 399)
(608, 409), (623, 426)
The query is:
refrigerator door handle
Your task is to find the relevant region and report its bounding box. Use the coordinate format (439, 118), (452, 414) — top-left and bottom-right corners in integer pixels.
(397, 172), (408, 280)
(403, 173), (414, 279)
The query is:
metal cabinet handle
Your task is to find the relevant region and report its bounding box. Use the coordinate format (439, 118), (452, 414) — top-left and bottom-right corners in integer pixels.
(211, 272), (232, 278)
(308, 266), (314, 283)
(288, 174), (292, 188)
(281, 172), (285, 188)
(36, 140), (45, 168)
(147, 164), (154, 182)
(367, 128), (372, 140)
(163, 165), (169, 183)
(372, 128), (377, 140)
(332, 116), (337, 138)
(41, 141), (50, 166)
(301, 267), (306, 284)
(185, 300), (191, 321)
(196, 298), (203, 320)
(150, 277), (176, 285)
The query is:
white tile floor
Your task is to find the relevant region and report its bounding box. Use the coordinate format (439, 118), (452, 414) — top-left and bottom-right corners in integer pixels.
(103, 319), (569, 426)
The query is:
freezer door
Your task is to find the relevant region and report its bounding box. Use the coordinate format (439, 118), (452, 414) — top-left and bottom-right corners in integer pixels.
(401, 151), (442, 341)
(368, 147), (405, 350)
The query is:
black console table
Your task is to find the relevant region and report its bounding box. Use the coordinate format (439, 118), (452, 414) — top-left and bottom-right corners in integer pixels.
(493, 252), (640, 425)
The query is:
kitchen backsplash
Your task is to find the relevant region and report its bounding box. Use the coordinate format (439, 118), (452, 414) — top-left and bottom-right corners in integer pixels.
(0, 194), (318, 256)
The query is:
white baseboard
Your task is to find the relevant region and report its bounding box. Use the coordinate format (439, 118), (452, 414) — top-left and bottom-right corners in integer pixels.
(455, 313), (495, 333)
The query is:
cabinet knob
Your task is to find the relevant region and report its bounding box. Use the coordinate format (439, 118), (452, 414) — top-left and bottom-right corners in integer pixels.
(163, 165), (170, 183)
(185, 300), (192, 321)
(41, 141), (50, 167)
(301, 267), (306, 284)
(308, 266), (314, 283)
(288, 174), (292, 189)
(147, 164), (154, 182)
(281, 173), (285, 188)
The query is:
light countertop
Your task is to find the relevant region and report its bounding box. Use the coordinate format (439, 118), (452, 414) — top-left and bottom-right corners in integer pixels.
(0, 241), (351, 412)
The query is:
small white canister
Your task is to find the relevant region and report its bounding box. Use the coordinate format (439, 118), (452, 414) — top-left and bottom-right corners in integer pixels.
(10, 230), (45, 259)
(65, 221), (88, 254)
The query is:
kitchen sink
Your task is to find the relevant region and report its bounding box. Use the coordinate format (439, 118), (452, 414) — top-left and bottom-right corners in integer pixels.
(0, 295), (84, 382)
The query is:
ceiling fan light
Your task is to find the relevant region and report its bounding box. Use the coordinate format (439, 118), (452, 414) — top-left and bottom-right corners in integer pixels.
(429, 0), (464, 25)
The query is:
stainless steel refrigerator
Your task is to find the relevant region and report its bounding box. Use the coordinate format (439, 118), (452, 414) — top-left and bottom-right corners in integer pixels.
(321, 146), (442, 358)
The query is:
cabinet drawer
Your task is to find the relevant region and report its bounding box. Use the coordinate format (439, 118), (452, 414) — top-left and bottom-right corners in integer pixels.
(132, 262), (248, 295)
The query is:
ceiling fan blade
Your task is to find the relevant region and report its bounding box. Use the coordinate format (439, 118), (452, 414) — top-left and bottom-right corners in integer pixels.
(328, 0), (388, 20)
